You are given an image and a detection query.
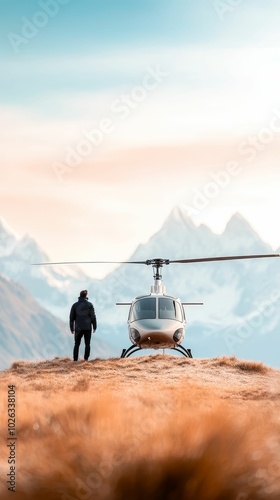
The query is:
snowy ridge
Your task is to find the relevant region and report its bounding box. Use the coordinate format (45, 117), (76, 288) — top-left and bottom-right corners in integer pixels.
(0, 227), (94, 319)
(0, 217), (19, 257)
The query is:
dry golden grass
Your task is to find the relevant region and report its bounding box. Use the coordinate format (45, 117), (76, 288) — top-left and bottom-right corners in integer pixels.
(0, 354), (280, 499)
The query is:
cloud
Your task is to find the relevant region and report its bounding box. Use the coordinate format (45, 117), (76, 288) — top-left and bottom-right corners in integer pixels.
(3, 44), (280, 141)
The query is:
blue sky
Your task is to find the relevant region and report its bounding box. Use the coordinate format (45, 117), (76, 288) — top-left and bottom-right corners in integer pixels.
(1, 1), (217, 55)
(1, 0), (279, 104)
(1, 0), (279, 122)
(1, 0), (279, 56)
(1, 1), (218, 106)
(1, 0), (280, 111)
(1, 0), (280, 277)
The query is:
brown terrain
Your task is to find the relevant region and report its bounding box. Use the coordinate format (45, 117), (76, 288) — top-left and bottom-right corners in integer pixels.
(0, 354), (280, 499)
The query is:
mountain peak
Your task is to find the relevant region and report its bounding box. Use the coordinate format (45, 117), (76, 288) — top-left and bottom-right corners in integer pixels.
(0, 218), (19, 257)
(13, 233), (49, 263)
(224, 213), (258, 236)
(165, 205), (197, 229)
(222, 212), (271, 252)
(0, 217), (19, 240)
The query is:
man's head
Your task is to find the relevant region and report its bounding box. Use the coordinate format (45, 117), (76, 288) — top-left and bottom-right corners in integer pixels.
(80, 290), (88, 299)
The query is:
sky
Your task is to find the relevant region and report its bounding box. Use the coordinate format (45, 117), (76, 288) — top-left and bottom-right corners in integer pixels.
(1, 0), (280, 277)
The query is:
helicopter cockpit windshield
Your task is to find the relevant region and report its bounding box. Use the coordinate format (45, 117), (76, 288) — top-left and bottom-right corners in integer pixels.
(130, 297), (183, 322)
(159, 297), (183, 321)
(131, 298), (156, 321)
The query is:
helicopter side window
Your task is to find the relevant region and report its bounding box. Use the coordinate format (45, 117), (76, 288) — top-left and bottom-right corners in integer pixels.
(159, 298), (182, 321)
(131, 298), (156, 321)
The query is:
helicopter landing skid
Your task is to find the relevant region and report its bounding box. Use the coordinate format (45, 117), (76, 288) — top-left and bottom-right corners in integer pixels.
(120, 344), (193, 359)
(171, 345), (193, 358)
(121, 345), (143, 358)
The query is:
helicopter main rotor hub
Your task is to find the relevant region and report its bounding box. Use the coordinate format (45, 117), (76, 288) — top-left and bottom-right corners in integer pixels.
(145, 259), (170, 280)
(145, 258), (170, 267)
(145, 259), (170, 292)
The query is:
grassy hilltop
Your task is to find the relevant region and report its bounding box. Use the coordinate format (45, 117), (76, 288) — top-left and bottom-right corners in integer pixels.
(0, 355), (280, 499)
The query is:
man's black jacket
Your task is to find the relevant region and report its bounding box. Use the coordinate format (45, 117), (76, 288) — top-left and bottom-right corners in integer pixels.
(69, 297), (97, 332)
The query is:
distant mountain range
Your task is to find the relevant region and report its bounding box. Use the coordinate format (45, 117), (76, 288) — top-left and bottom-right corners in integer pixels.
(0, 206), (279, 368)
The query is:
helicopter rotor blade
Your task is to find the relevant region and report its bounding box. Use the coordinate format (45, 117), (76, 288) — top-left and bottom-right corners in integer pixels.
(32, 254), (280, 266)
(169, 254), (280, 264)
(32, 260), (147, 266)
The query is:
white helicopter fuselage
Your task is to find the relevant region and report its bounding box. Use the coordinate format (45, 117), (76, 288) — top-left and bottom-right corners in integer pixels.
(127, 293), (186, 350)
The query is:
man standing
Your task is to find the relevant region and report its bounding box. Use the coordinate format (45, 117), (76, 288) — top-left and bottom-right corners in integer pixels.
(69, 290), (97, 361)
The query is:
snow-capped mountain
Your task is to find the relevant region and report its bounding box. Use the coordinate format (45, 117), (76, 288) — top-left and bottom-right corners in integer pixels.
(0, 205), (280, 367)
(0, 218), (19, 256)
(0, 231), (96, 318)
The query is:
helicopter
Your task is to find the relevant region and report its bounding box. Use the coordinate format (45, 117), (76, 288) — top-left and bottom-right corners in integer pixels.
(33, 253), (279, 359)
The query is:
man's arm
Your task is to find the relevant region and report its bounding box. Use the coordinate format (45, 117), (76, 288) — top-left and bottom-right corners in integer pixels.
(69, 305), (76, 333)
(90, 306), (97, 331)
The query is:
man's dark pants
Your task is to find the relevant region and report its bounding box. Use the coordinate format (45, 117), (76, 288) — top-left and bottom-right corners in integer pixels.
(73, 330), (92, 361)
